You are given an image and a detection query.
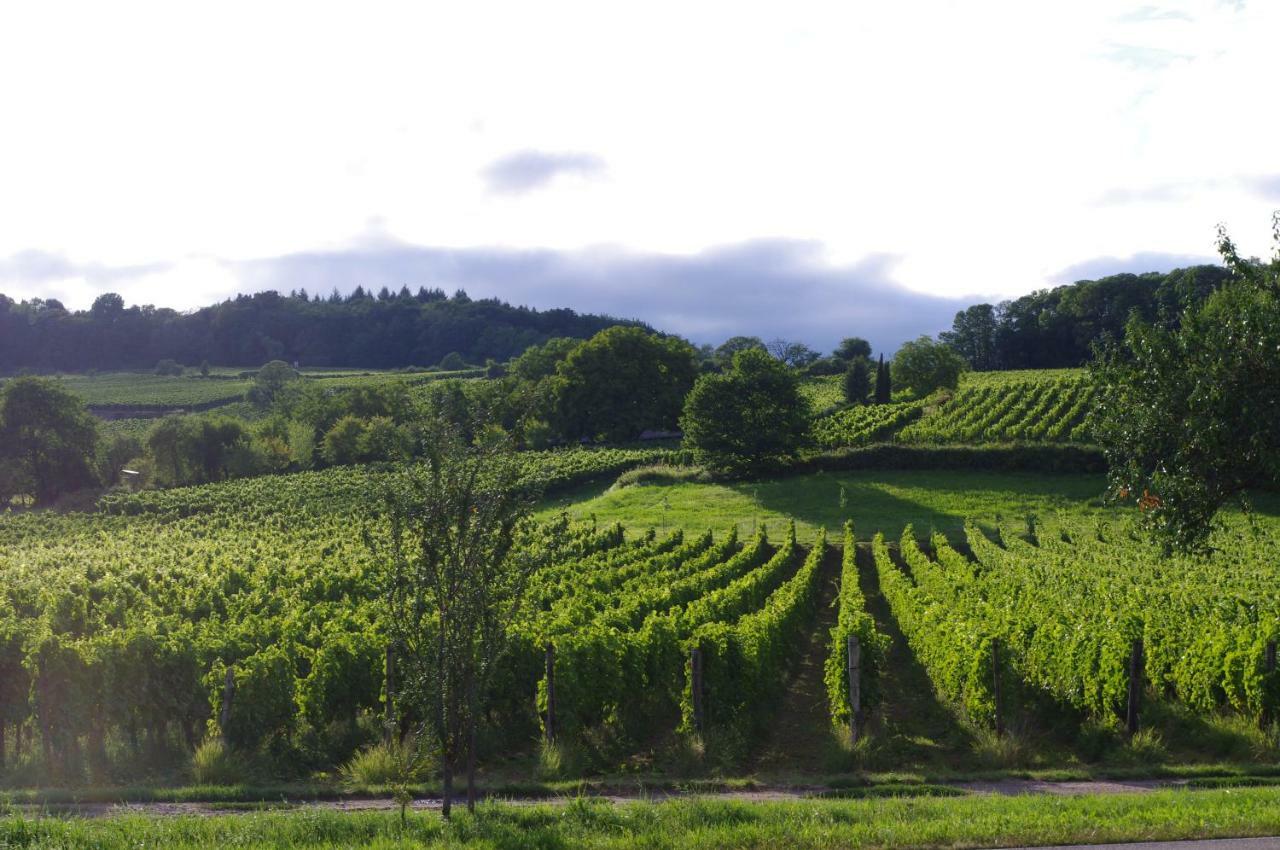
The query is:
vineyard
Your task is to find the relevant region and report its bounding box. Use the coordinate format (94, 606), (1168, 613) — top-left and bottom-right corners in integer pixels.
(811, 369), (1097, 448)
(3, 446), (1280, 786)
(20, 368), (487, 412)
(874, 512), (1280, 732)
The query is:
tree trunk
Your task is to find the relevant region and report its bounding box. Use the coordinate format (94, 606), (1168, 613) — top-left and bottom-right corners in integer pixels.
(466, 705), (478, 813)
(438, 611), (452, 821)
(0, 721), (6, 772)
(441, 751), (453, 820)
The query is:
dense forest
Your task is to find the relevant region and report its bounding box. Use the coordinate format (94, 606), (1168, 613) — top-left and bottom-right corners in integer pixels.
(0, 287), (645, 371)
(0, 263), (1232, 373)
(940, 264), (1230, 370)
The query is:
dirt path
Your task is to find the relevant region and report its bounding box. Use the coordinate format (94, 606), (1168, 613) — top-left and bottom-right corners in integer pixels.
(8, 778), (1204, 819)
(750, 545), (842, 772)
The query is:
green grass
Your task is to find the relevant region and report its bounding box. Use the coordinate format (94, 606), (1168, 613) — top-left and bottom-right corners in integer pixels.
(538, 469), (1116, 543)
(5, 788), (1280, 848)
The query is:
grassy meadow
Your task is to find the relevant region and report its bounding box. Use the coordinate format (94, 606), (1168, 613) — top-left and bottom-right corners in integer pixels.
(6, 787), (1280, 848)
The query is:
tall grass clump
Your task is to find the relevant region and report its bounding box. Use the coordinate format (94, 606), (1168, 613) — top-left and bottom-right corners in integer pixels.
(190, 738), (249, 785)
(341, 739), (433, 787)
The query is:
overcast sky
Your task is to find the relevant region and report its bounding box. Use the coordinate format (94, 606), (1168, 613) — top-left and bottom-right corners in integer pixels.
(1, 1), (1277, 352)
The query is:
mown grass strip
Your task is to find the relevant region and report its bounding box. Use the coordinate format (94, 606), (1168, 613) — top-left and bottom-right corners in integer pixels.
(4, 788), (1280, 849)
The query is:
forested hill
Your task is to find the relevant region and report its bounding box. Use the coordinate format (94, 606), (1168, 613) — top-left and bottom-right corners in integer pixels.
(0, 287), (648, 371)
(941, 264), (1231, 370)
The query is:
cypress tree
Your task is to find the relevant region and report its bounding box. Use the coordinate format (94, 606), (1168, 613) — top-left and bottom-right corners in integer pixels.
(874, 354), (892, 404)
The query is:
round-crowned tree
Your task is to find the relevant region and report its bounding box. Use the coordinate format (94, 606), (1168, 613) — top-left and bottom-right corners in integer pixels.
(0, 376), (100, 505)
(680, 348), (810, 474)
(891, 336), (967, 397)
(1092, 214), (1280, 552)
(550, 327), (696, 442)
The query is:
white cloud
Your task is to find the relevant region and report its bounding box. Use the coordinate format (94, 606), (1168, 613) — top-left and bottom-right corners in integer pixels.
(0, 0), (1276, 322)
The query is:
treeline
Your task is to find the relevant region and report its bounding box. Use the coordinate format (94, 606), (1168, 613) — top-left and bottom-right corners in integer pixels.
(0, 287), (646, 372)
(940, 265), (1230, 370)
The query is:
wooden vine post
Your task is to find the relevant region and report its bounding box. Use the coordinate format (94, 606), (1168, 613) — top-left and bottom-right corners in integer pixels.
(1126, 638), (1143, 736)
(846, 635), (862, 743)
(690, 647), (705, 733)
(544, 643), (557, 744)
(219, 666), (236, 746)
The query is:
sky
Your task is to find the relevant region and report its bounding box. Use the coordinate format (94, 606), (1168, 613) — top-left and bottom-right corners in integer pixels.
(1, 0), (1278, 353)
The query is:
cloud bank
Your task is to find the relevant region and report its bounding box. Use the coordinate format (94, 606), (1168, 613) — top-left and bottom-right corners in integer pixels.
(482, 151), (606, 195)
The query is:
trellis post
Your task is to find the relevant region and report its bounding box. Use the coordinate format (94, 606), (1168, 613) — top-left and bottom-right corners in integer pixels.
(1126, 638), (1143, 736)
(847, 635), (862, 743)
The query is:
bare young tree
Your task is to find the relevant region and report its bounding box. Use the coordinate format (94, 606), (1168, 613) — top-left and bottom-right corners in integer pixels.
(369, 425), (557, 818)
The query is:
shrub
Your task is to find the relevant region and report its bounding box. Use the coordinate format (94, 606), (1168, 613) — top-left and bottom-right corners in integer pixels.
(190, 738), (249, 785)
(341, 740), (434, 787)
(322, 416), (367, 466)
(154, 359), (184, 376)
(612, 463), (712, 489)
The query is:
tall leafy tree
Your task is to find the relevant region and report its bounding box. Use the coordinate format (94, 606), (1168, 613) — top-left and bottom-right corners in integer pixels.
(0, 377), (99, 505)
(681, 348), (810, 473)
(842, 357), (871, 405)
(939, 304), (1000, 370)
(766, 338), (820, 369)
(1092, 214), (1280, 552)
(370, 426), (556, 818)
(713, 335), (766, 365)
(551, 327), (696, 442)
(891, 336), (967, 397)
(834, 337), (872, 362)
(246, 360), (300, 408)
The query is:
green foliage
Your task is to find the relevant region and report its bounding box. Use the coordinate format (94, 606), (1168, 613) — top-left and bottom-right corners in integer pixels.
(939, 304), (1000, 370)
(1091, 215), (1280, 552)
(153, 359), (184, 377)
(812, 401), (926, 449)
(0, 376), (100, 504)
(896, 371), (1095, 445)
(713, 335), (766, 365)
(612, 464), (712, 489)
(145, 415), (252, 487)
(190, 738), (249, 785)
(683, 524), (824, 737)
(340, 739), (433, 786)
(551, 327), (696, 442)
(0, 445), (670, 782)
(245, 360), (300, 408)
(874, 355), (892, 404)
(509, 337), (583, 382)
(874, 528), (1002, 725)
(841, 358), (871, 405)
(681, 348), (810, 474)
(891, 336), (967, 398)
(321, 416), (367, 466)
(438, 351), (467, 371)
(824, 523), (890, 727)
(216, 648), (299, 751)
(835, 337), (872, 362)
(939, 263), (1232, 370)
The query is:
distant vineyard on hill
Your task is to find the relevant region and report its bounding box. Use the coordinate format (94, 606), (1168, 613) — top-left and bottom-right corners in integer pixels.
(809, 369), (1096, 448)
